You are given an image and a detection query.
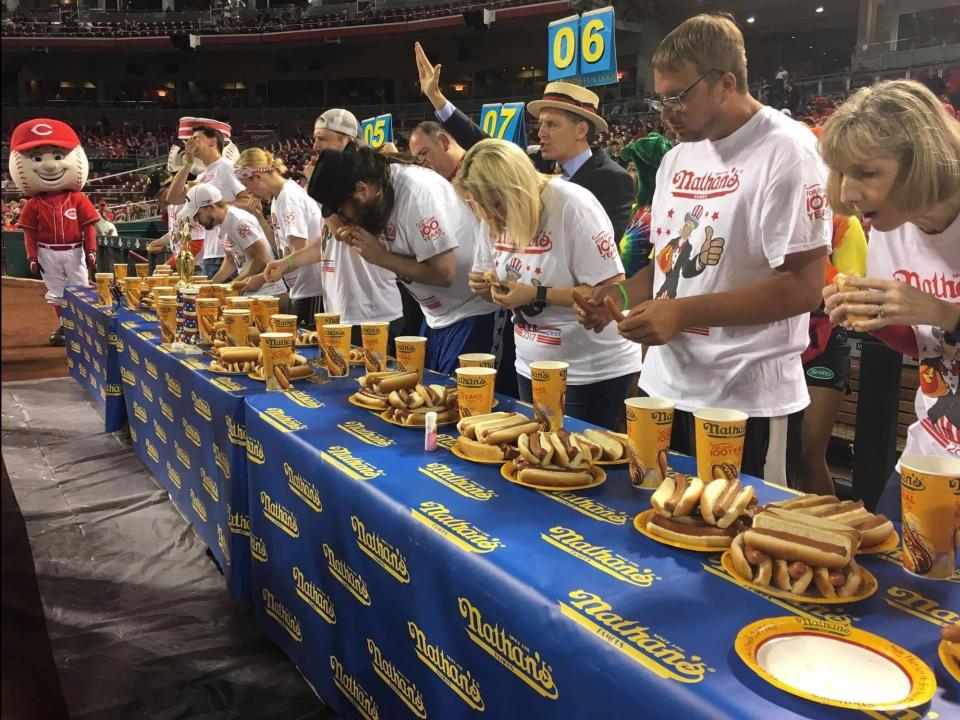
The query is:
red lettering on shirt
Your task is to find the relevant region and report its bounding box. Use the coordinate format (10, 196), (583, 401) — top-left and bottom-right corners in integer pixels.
(64, 208), (78, 221)
(671, 167), (741, 199)
(593, 231), (615, 260)
(805, 183), (827, 220)
(237, 223), (253, 240)
(418, 216), (442, 242)
(495, 231), (552, 255)
(893, 270), (960, 299)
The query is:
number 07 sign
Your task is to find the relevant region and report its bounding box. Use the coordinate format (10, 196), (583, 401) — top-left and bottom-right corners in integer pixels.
(547, 6), (617, 87)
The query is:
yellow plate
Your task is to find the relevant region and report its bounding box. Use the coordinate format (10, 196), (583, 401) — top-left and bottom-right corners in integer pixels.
(208, 365), (249, 376)
(347, 394), (387, 412)
(378, 409), (459, 428)
(735, 616), (937, 711)
(594, 457), (628, 467)
(633, 508), (731, 553)
(939, 639), (960, 683)
(501, 460), (605, 491)
(449, 442), (510, 465)
(857, 531), (899, 555)
(248, 368), (314, 383)
(720, 551), (879, 605)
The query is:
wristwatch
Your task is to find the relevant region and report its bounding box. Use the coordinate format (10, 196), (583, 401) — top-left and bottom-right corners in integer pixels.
(531, 285), (550, 311)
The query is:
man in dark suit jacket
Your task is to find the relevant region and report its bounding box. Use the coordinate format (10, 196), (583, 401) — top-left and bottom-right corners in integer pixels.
(415, 43), (633, 240)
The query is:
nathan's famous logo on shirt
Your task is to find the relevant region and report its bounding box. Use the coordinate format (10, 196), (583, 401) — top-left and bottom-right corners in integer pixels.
(211, 376), (244, 392)
(330, 655), (379, 720)
(182, 416), (200, 445)
(228, 503), (250, 537)
(262, 588), (302, 642)
(165, 372), (182, 398)
(367, 637), (426, 718)
(409, 620), (484, 711)
(191, 391), (212, 421)
(132, 400), (148, 423)
(541, 527), (658, 588)
(145, 437), (159, 463)
(804, 183), (827, 220)
(884, 586), (959, 627)
(144, 357), (158, 379)
(285, 390), (324, 409)
(418, 463), (495, 501)
(250, 533), (268, 562)
(351, 515), (409, 584)
(165, 460), (182, 490)
(105, 383), (123, 396)
(121, 367), (137, 386)
(140, 380), (154, 402)
(418, 216), (443, 242)
(152, 418), (167, 444)
(213, 442), (231, 479)
(199, 466), (219, 502)
(260, 491), (299, 538)
(593, 230), (616, 261)
(259, 407), (306, 433)
(190, 489), (208, 522)
(496, 230), (552, 254)
(337, 420), (394, 447)
(225, 416), (246, 446)
(320, 445), (384, 481)
(284, 461), (322, 512)
(559, 590), (711, 683)
(323, 543), (371, 606)
(411, 501), (503, 554)
(458, 596), (557, 700)
(292, 566), (336, 624)
(892, 269), (960, 300)
(217, 525), (231, 566)
(174, 440), (192, 469)
(246, 435), (266, 464)
(670, 167), (741, 200)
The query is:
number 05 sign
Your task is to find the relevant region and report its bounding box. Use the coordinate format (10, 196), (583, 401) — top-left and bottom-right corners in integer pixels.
(547, 6), (617, 87)
(360, 114), (393, 149)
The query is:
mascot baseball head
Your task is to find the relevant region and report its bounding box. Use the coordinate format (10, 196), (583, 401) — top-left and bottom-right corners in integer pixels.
(9, 118), (89, 196)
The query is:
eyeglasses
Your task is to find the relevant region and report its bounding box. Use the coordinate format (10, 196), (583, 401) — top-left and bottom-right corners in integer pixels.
(647, 69), (723, 113)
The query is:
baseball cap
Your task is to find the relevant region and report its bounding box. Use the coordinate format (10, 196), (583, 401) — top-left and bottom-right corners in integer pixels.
(10, 118), (82, 152)
(178, 183), (222, 221)
(315, 109), (360, 140)
(306, 149), (360, 218)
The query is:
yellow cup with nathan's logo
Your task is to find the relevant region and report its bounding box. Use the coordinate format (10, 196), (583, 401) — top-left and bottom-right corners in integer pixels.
(156, 295), (179, 344)
(260, 332), (294, 385)
(227, 296), (255, 312)
(135, 263), (149, 279)
(270, 313), (298, 335)
(251, 295), (280, 332)
(694, 408), (747, 482)
(113, 263), (128, 282)
(95, 273), (113, 306)
(222, 308), (252, 348)
(456, 367), (497, 417)
(530, 361), (568, 431)
(322, 324), (352, 377)
(196, 298), (220, 342)
(625, 397), (675, 488)
(361, 322), (390, 373)
(459, 353), (496, 368)
(899, 455), (960, 580)
(125, 276), (143, 310)
(395, 336), (427, 382)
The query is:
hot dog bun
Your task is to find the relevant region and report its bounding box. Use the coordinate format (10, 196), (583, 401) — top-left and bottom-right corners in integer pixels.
(582, 429), (626, 461)
(456, 412), (513, 438)
(455, 436), (507, 462)
(651, 474), (704, 518)
(647, 514), (737, 549)
(217, 347), (262, 363)
(767, 493), (894, 548)
(699, 478), (755, 529)
(745, 508), (860, 568)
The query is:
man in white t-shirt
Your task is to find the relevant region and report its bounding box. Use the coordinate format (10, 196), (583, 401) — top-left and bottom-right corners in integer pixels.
(577, 14), (830, 486)
(146, 184), (205, 272)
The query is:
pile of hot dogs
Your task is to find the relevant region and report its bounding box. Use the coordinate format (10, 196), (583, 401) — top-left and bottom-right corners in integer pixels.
(351, 370), (459, 425)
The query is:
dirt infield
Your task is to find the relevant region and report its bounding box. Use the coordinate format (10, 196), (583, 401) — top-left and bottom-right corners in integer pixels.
(1, 278), (71, 382)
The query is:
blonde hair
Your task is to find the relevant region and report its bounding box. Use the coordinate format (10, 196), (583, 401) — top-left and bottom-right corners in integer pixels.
(819, 80), (960, 216)
(235, 147), (288, 175)
(455, 139), (550, 248)
(652, 13), (748, 91)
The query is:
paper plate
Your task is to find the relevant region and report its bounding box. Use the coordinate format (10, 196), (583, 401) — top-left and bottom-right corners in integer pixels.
(348, 395), (387, 412)
(594, 457), (628, 467)
(632, 508), (731, 553)
(501, 461), (605, 491)
(208, 365), (250, 376)
(248, 368), (314, 383)
(450, 442), (511, 465)
(378, 409), (458, 428)
(736, 616), (937, 711)
(857, 531), (899, 555)
(939, 639), (960, 683)
(720, 551), (879, 605)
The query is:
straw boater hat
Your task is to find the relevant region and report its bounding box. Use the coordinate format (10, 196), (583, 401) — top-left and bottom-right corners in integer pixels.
(527, 81), (609, 133)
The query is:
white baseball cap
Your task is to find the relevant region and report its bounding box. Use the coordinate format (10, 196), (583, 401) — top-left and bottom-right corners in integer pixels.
(178, 183), (222, 221)
(314, 109), (360, 139)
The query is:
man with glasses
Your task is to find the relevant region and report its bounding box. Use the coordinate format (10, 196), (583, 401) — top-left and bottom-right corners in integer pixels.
(577, 14), (830, 487)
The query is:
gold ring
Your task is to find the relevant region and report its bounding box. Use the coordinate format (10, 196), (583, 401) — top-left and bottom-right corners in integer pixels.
(877, 304), (885, 320)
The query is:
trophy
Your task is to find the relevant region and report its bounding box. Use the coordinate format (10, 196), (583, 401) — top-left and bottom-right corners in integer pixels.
(176, 217), (195, 287)
(172, 217), (202, 354)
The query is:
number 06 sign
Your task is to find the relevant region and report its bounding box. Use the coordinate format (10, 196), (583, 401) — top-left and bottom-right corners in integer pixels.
(547, 6), (617, 88)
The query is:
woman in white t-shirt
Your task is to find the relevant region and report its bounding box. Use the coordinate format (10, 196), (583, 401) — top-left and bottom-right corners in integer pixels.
(234, 148), (325, 327)
(820, 80), (960, 516)
(457, 139), (643, 429)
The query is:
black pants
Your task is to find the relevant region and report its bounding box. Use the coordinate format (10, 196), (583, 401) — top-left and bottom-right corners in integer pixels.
(292, 296), (322, 329)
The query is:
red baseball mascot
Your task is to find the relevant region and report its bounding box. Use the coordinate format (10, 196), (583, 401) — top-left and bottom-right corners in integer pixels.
(10, 118), (98, 346)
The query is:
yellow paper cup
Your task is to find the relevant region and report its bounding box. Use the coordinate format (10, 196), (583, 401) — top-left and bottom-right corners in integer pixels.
(228, 296), (255, 312)
(456, 367), (497, 417)
(135, 263), (149, 279)
(625, 397), (676, 488)
(222, 308), (252, 348)
(113, 263), (128, 281)
(361, 322), (390, 373)
(251, 296), (280, 331)
(899, 455), (960, 580)
(125, 276), (143, 310)
(270, 313), (298, 335)
(156, 296), (179, 344)
(322, 324), (352, 377)
(260, 332), (294, 385)
(530, 361), (568, 431)
(196, 298), (220, 342)
(314, 312), (341, 350)
(459, 353), (496, 368)
(694, 408), (748, 482)
(95, 273), (113, 306)
(395, 336), (427, 382)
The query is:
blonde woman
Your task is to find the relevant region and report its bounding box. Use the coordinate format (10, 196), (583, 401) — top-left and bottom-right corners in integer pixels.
(457, 139), (643, 429)
(820, 79), (960, 515)
(234, 148), (325, 327)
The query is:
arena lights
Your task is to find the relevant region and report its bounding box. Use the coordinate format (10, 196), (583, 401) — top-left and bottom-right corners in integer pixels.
(815, 6), (824, 13)
(746, 16), (755, 23)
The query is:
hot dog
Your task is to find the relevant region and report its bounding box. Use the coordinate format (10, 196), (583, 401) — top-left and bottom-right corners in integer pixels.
(699, 477), (755, 529)
(514, 459), (593, 488)
(374, 371), (420, 393)
(457, 412), (514, 438)
(834, 272), (870, 329)
(216, 347), (262, 363)
(582, 429), (627, 461)
(352, 388), (388, 408)
(744, 507), (860, 568)
(390, 407), (458, 426)
(569, 433), (602, 462)
(646, 514), (739, 549)
(454, 412), (534, 462)
(651, 474), (704, 518)
(509, 431), (598, 487)
(454, 435), (519, 462)
(767, 494), (894, 548)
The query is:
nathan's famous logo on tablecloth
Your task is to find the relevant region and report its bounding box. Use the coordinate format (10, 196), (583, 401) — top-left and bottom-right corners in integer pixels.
(286, 390), (324, 409)
(284, 461), (322, 512)
(225, 416), (246, 446)
(458, 596), (557, 700)
(182, 416), (200, 446)
(292, 565), (336, 624)
(67, 357), (75, 369)
(69, 340), (81, 353)
(330, 655), (379, 720)
(115, 336), (125, 353)
(85, 331), (93, 345)
(190, 489), (208, 522)
(129, 425), (138, 442)
(106, 383), (123, 396)
(351, 515), (409, 584)
(217, 525), (231, 566)
(191, 391), (212, 421)
(99, 385), (106, 401)
(201, 467), (219, 502)
(418, 463), (495, 501)
(259, 407), (306, 433)
(411, 501), (503, 554)
(435, 433), (457, 451)
(121, 320), (138, 330)
(96, 322), (107, 337)
(260, 491), (299, 538)
(140, 380), (154, 403)
(246, 436), (266, 465)
(212, 377), (244, 392)
(337, 420), (394, 447)
(132, 400), (148, 423)
(214, 442), (231, 479)
(158, 396), (174, 422)
(323, 543), (371, 606)
(121, 367), (137, 387)
(180, 357), (207, 372)
(367, 637), (426, 719)
(63, 318), (75, 330)
(152, 418), (167, 444)
(320, 446), (384, 481)
(78, 364), (88, 378)
(93, 358), (101, 374)
(884, 586), (959, 627)
(144, 357), (158, 380)
(262, 588), (302, 642)
(228, 503), (251, 536)
(251, 533), (268, 562)
(165, 372), (182, 398)
(408, 620), (484, 711)
(83, 349), (91, 363)
(700, 555), (855, 627)
(108, 332), (118, 347)
(536, 491), (628, 525)
(89, 375), (98, 390)
(94, 339), (104, 355)
(174, 440), (192, 469)
(85, 314), (93, 328)
(165, 460), (182, 490)
(128, 346), (139, 364)
(559, 590), (712, 683)
(541, 527), (658, 588)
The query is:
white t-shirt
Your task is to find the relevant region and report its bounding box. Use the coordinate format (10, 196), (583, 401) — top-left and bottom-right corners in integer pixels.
(323, 222), (402, 325)
(166, 202), (205, 260)
(270, 180), (324, 301)
(382, 164), (495, 329)
(198, 156), (244, 260)
(639, 106), (831, 416)
(867, 213), (960, 462)
(220, 206), (287, 297)
(97, 218), (117, 237)
(474, 179), (643, 385)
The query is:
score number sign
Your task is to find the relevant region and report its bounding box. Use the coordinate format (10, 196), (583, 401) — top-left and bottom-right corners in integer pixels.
(360, 114), (393, 149)
(479, 102), (527, 148)
(547, 6), (617, 87)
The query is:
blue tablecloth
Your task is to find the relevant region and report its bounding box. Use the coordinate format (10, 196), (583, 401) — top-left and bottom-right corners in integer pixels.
(242, 383), (959, 720)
